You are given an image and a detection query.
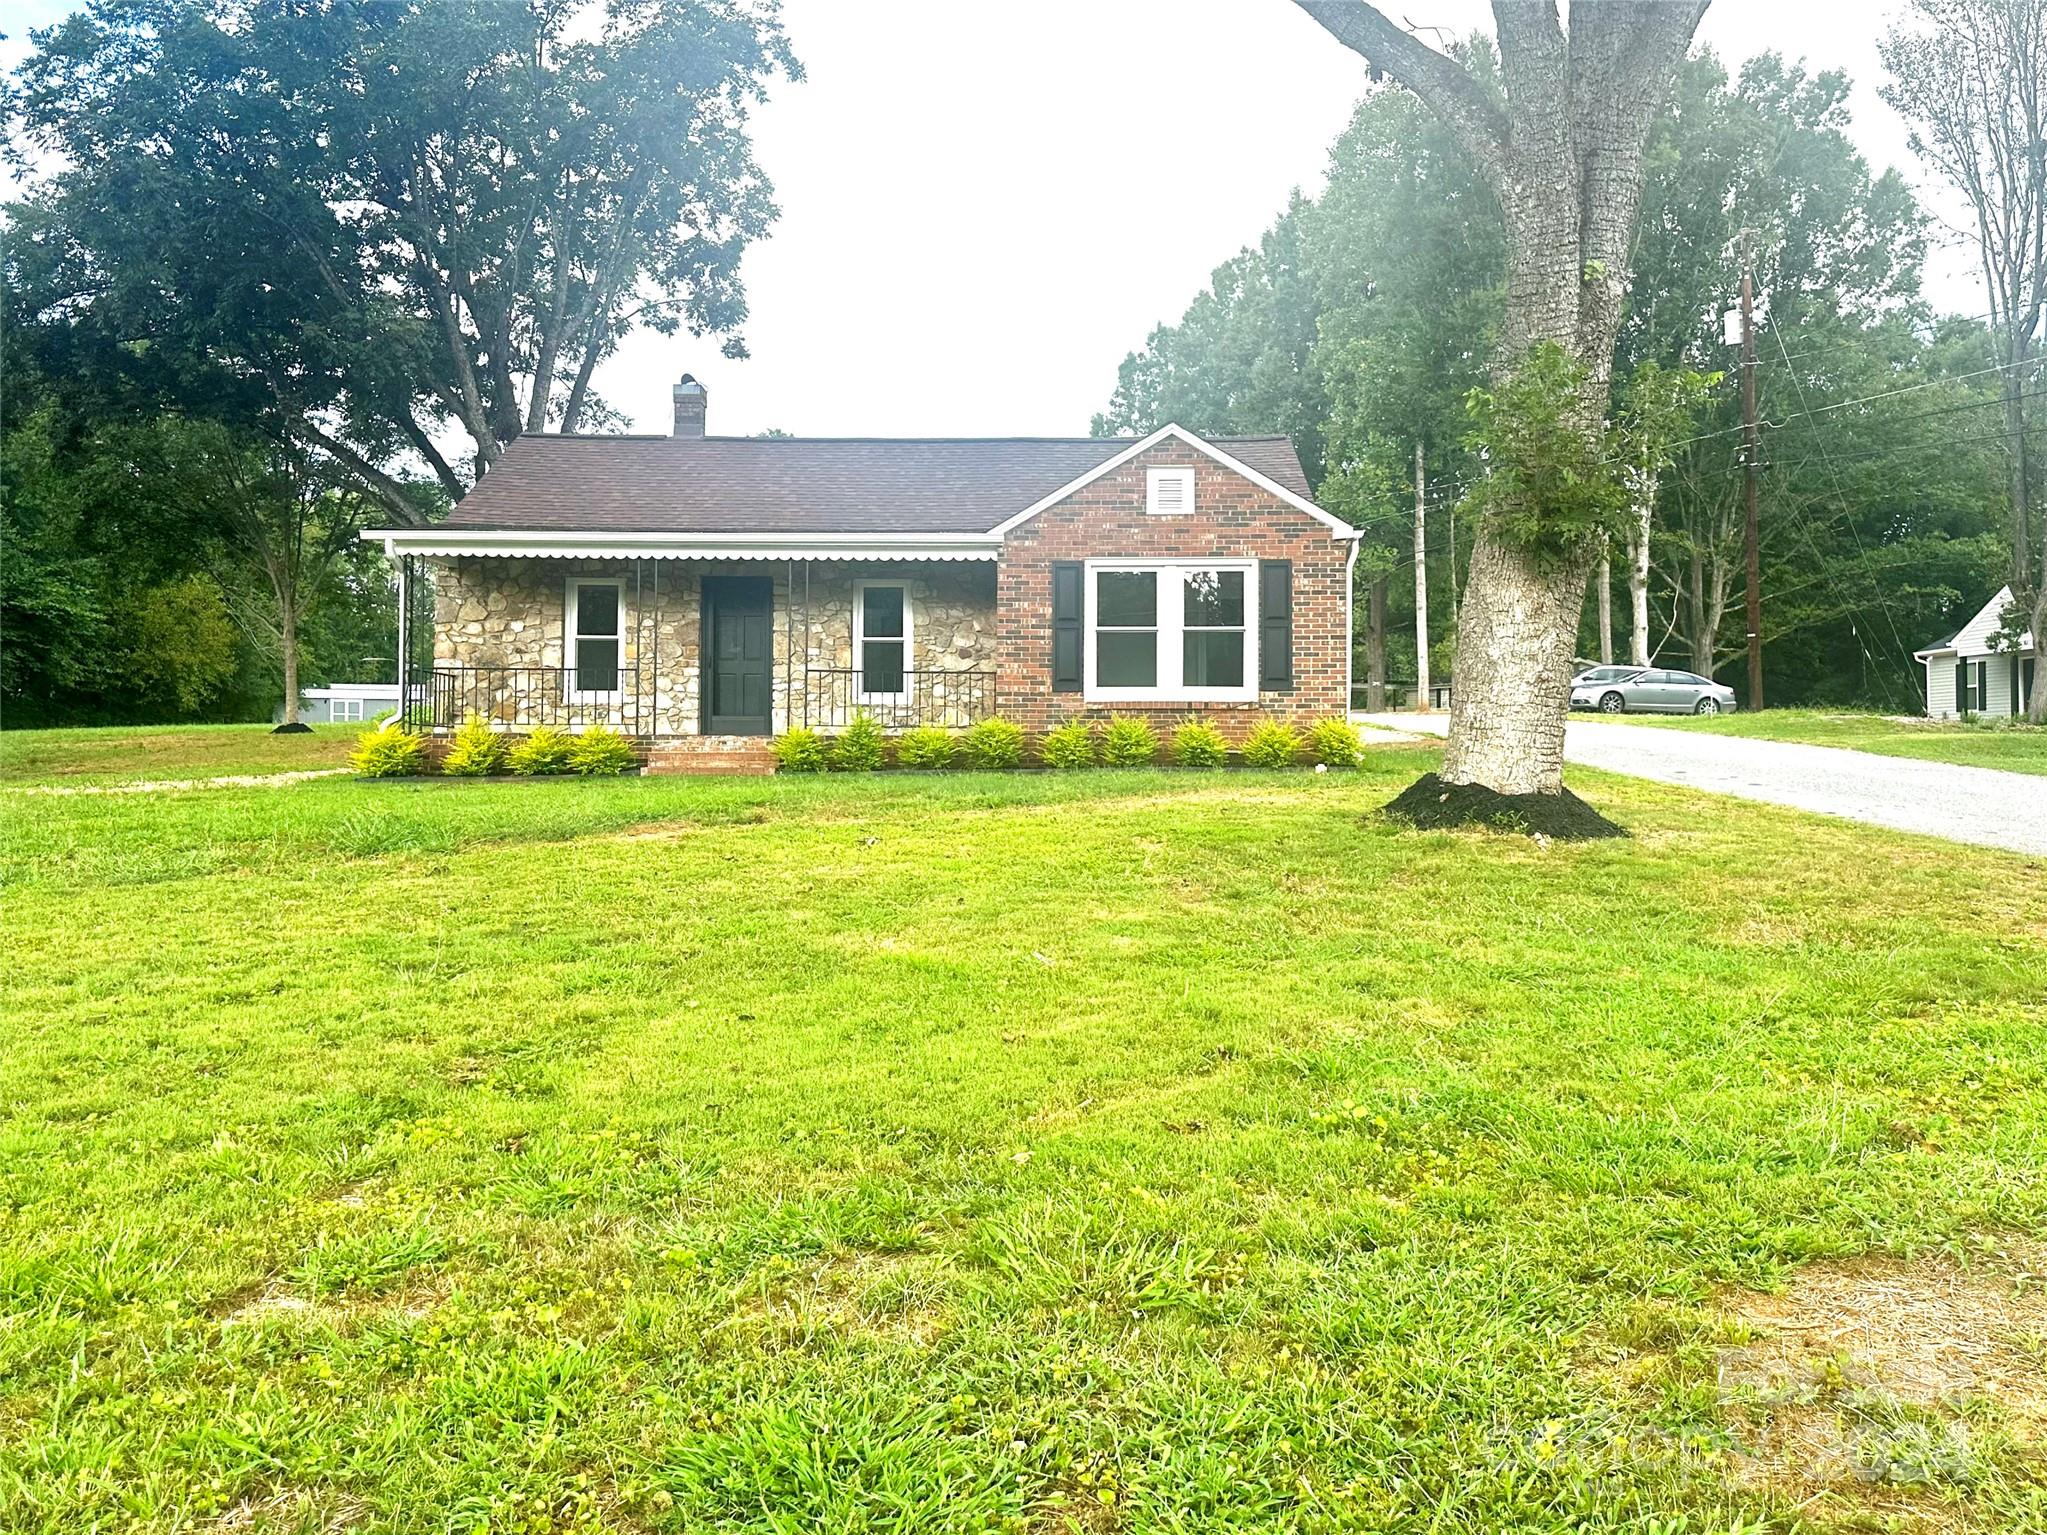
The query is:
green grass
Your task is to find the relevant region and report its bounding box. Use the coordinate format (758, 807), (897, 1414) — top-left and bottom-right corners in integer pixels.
(4, 753), (2046, 1532)
(0, 722), (359, 785)
(1612, 706), (2047, 776)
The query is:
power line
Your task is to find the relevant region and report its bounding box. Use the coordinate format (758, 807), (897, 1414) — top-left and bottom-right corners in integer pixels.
(1761, 307), (2003, 370)
(1766, 326), (1918, 708)
(1656, 352), (2039, 458)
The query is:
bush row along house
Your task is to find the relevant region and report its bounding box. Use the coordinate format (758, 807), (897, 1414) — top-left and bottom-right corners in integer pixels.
(366, 376), (1361, 767)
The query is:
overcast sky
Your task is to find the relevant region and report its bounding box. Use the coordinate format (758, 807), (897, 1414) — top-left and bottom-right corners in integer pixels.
(5, 1), (1984, 440)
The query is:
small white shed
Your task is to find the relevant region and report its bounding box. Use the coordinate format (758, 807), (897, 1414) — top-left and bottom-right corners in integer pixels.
(1914, 586), (2037, 719)
(271, 682), (401, 725)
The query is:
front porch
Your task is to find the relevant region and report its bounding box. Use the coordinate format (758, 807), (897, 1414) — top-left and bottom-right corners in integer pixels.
(395, 554), (998, 740)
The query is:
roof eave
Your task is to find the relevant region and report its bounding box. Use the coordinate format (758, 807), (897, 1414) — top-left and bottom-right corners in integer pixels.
(362, 528), (1003, 560)
(984, 423), (1356, 540)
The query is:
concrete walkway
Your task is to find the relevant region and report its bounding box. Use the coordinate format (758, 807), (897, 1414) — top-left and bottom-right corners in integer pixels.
(1354, 712), (2047, 857)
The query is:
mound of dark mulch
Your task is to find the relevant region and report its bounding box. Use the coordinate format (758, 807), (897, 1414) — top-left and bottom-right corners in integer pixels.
(1380, 771), (1627, 840)
(271, 721), (313, 734)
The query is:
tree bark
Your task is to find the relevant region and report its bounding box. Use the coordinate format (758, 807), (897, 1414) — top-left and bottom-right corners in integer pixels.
(2031, 585), (2047, 722)
(1627, 503), (1652, 666)
(1595, 547), (1613, 664)
(1367, 573), (1388, 709)
(277, 582), (301, 726)
(1297, 0), (1708, 795)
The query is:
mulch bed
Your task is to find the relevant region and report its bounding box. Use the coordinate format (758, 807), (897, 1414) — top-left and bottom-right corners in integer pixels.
(1381, 771), (1627, 840)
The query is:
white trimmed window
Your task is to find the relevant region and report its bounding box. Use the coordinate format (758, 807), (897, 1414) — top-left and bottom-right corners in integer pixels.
(1084, 560), (1256, 702)
(854, 581), (911, 700)
(565, 578), (624, 698)
(1146, 466), (1195, 516)
(331, 698), (365, 722)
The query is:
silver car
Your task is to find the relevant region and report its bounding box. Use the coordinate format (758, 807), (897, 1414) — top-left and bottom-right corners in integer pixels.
(1569, 665), (1739, 716)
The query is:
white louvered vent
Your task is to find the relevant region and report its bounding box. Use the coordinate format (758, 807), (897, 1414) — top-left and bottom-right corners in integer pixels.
(1147, 466), (1194, 516)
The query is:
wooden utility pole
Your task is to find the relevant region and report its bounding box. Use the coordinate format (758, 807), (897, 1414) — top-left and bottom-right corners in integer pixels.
(1740, 233), (1764, 711)
(1413, 441), (1430, 710)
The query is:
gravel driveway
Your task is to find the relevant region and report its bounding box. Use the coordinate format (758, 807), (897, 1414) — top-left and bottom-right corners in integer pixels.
(1355, 712), (2047, 856)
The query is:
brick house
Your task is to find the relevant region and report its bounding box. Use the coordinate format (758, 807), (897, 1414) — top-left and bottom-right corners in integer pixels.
(367, 377), (1360, 761)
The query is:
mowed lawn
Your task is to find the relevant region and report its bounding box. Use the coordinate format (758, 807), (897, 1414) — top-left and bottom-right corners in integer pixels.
(0, 723), (358, 786)
(1615, 707), (2047, 776)
(4, 739), (2047, 1532)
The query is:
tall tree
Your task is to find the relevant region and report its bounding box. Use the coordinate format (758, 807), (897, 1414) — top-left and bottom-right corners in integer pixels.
(9, 0), (798, 516)
(1627, 53), (1933, 687)
(1293, 2), (1708, 814)
(1100, 75), (1505, 703)
(1881, 0), (2047, 721)
(1095, 40), (2000, 713)
(132, 422), (381, 727)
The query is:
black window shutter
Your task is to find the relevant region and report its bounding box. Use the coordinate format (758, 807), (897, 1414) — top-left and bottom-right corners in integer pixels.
(1956, 660), (1968, 713)
(1259, 559), (1294, 691)
(1051, 561), (1083, 693)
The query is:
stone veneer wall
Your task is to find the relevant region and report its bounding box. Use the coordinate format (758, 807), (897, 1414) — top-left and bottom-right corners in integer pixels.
(429, 557), (996, 734)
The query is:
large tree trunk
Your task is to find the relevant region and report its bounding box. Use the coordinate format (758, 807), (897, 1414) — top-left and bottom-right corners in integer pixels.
(1595, 547), (1613, 664)
(2004, 362), (2033, 598)
(278, 585), (301, 727)
(1367, 573), (1388, 709)
(1684, 546), (1711, 674)
(1627, 504), (1652, 666)
(1443, 538), (1598, 793)
(2030, 585), (2047, 723)
(1298, 0), (1708, 802)
(2004, 365), (2047, 724)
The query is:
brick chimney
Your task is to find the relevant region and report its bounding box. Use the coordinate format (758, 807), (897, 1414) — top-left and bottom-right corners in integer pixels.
(672, 373), (706, 438)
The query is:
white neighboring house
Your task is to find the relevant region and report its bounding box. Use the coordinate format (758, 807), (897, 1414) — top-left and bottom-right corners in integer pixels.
(271, 682), (401, 725)
(1914, 585), (2037, 719)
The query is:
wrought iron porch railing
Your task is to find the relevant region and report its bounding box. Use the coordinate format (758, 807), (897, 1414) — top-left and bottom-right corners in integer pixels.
(802, 667), (995, 730)
(412, 666), (658, 734)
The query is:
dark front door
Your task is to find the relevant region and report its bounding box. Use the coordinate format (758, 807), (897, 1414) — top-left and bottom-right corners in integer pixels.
(701, 576), (773, 735)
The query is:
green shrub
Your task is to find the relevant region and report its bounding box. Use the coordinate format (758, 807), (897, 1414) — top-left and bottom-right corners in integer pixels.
(772, 727), (831, 774)
(1100, 716), (1158, 767)
(1039, 718), (1098, 769)
(507, 726), (577, 776)
(962, 716), (1026, 769)
(1171, 718), (1227, 767)
(567, 724), (638, 776)
(896, 725), (958, 770)
(832, 712), (887, 772)
(1304, 717), (1363, 768)
(1242, 718), (1303, 768)
(350, 722), (428, 778)
(439, 714), (508, 777)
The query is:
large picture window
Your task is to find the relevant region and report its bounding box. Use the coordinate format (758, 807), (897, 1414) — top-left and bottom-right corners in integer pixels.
(855, 581), (911, 699)
(566, 579), (623, 697)
(1085, 561), (1256, 702)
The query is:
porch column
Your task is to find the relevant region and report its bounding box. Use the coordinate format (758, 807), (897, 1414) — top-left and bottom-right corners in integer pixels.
(394, 551), (411, 726)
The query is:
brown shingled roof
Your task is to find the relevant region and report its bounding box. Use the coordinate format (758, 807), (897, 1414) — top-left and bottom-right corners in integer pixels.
(439, 433), (1316, 535)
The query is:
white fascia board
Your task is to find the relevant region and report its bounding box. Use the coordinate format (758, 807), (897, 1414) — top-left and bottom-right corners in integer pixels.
(985, 423), (1361, 541)
(360, 529), (999, 561)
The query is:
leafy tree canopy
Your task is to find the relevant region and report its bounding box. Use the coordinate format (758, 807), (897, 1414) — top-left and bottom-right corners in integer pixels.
(8, 0), (800, 515)
(1093, 45), (2012, 707)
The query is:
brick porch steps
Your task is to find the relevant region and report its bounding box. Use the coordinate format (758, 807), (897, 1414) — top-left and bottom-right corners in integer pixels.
(643, 736), (777, 776)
